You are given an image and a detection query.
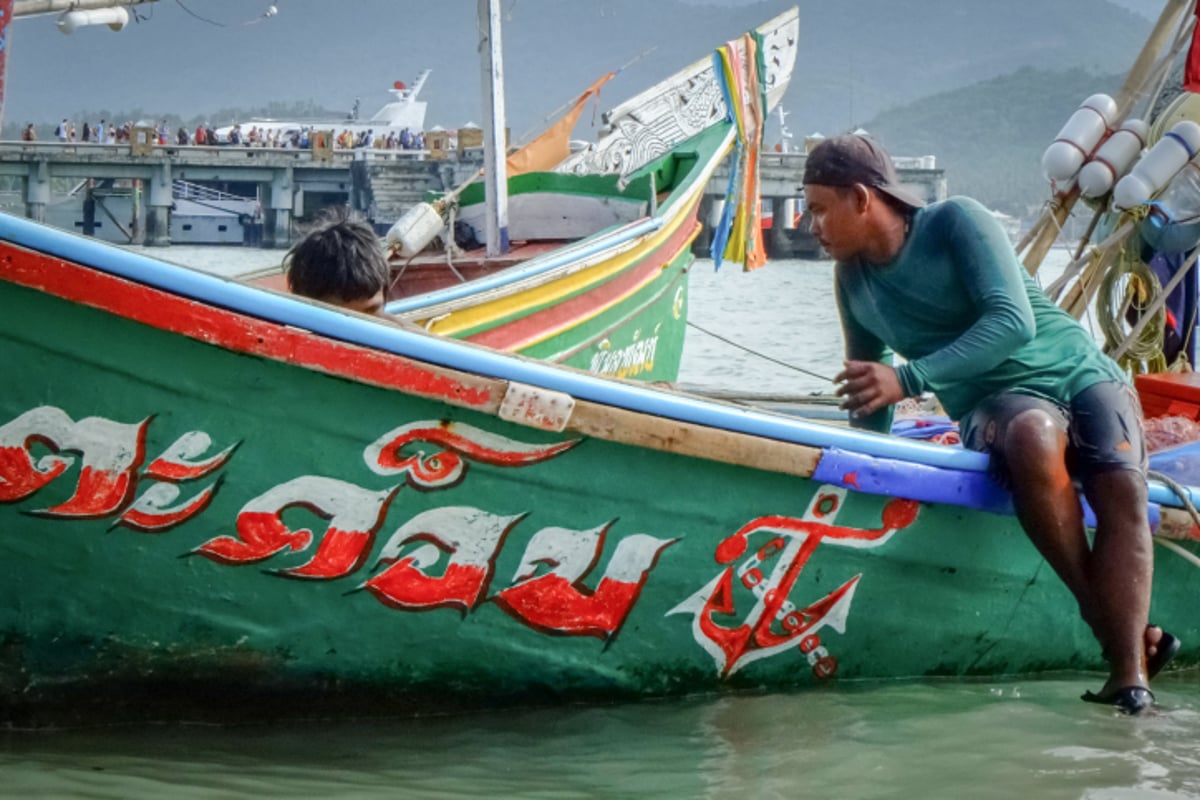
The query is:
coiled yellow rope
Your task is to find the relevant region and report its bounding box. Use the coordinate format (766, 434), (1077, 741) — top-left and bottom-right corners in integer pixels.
(1097, 231), (1168, 374)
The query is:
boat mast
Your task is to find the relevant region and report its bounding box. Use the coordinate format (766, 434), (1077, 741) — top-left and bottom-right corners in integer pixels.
(477, 0), (509, 256)
(12, 0), (157, 18)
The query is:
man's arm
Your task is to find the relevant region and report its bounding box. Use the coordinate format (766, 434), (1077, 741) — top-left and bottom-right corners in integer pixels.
(894, 199), (1036, 397)
(836, 271), (895, 433)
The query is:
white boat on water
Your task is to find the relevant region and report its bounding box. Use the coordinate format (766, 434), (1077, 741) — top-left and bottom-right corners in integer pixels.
(214, 70), (432, 145)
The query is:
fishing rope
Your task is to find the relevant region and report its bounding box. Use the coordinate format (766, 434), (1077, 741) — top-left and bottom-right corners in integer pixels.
(1147, 468), (1200, 568)
(686, 320), (834, 382)
(174, 0), (279, 27)
(1108, 244), (1200, 366)
(1097, 236), (1167, 372)
(1151, 469), (1200, 524)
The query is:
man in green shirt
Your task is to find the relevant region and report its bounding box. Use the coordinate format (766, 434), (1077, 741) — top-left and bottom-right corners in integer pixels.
(802, 133), (1177, 713)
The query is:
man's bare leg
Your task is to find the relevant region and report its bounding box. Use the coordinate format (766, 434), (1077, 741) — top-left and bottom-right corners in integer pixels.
(994, 410), (1151, 695)
(1082, 469), (1154, 695)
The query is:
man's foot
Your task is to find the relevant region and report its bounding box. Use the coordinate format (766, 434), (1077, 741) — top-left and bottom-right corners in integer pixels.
(1147, 626), (1181, 680)
(1081, 685), (1156, 714)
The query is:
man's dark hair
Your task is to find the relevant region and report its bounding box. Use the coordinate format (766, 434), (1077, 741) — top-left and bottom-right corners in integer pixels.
(285, 207), (390, 303)
(803, 134), (925, 211)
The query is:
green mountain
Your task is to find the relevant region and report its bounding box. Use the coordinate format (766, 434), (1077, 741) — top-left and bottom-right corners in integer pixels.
(861, 66), (1135, 216)
(783, 0), (1151, 137)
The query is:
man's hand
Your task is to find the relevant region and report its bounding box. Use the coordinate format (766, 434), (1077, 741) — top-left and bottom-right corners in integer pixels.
(835, 360), (904, 418)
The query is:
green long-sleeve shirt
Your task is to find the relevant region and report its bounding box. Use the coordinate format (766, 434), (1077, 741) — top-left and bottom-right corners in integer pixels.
(834, 196), (1127, 433)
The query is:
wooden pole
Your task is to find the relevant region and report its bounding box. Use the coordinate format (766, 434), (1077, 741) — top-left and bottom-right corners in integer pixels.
(12, 0), (156, 17)
(477, 0), (510, 257)
(1021, 0), (1191, 276)
(1061, 245), (1115, 319)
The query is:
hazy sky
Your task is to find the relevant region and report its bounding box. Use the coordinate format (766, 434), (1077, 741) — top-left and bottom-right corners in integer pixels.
(3, 0), (1166, 137)
(5, 0), (800, 133)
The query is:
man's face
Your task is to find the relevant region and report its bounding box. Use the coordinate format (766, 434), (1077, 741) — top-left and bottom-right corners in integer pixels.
(803, 184), (866, 262)
(336, 290), (387, 317)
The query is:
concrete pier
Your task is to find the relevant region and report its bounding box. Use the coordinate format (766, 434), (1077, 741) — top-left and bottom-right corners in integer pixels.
(145, 161), (172, 246)
(0, 141), (944, 256)
(0, 140), (454, 248)
(25, 159), (50, 223)
(703, 152), (947, 259)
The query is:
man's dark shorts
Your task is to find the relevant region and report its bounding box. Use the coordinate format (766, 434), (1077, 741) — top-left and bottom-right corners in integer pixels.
(959, 381), (1148, 486)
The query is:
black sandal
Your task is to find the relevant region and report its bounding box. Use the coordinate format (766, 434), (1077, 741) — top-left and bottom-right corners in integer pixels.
(1081, 685), (1155, 714)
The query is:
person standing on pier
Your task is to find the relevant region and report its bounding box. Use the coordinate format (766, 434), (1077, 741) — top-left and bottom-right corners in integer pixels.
(801, 133), (1179, 714)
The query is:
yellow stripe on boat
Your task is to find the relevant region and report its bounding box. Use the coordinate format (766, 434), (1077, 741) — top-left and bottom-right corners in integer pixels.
(421, 179), (710, 338)
(503, 222), (703, 353)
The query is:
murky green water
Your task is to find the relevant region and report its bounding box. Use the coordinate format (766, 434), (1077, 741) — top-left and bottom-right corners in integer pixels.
(5, 675), (1200, 799)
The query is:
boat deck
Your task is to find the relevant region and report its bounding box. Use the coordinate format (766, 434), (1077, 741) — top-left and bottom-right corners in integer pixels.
(387, 240), (566, 299)
(244, 239), (570, 302)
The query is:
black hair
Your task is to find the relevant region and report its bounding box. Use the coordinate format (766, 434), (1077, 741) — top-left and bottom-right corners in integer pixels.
(285, 208), (389, 303)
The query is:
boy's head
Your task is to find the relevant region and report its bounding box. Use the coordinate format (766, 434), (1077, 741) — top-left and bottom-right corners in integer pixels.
(285, 208), (390, 316)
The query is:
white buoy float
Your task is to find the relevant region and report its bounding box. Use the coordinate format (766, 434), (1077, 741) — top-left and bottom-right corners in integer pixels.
(1041, 93), (1119, 184)
(56, 7), (130, 34)
(386, 202), (447, 258)
(1078, 118), (1149, 199)
(1113, 119), (1200, 210)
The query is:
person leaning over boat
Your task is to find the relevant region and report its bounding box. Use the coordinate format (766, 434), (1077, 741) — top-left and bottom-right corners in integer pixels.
(285, 207), (394, 318)
(802, 133), (1179, 715)
(284, 212), (424, 329)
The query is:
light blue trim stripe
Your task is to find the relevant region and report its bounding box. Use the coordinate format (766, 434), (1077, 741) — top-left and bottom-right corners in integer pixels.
(384, 217), (662, 314)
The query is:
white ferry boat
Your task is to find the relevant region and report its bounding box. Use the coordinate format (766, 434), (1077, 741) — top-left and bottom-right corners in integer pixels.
(214, 70), (431, 145)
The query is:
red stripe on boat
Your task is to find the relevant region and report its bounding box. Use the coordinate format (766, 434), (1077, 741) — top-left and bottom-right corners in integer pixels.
(1, 244), (494, 408)
(466, 207), (701, 351)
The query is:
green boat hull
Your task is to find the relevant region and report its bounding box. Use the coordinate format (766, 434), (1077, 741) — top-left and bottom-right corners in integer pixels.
(3, 221), (1200, 726)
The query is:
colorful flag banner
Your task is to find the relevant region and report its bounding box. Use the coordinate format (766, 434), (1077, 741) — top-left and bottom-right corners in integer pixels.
(709, 31), (768, 271)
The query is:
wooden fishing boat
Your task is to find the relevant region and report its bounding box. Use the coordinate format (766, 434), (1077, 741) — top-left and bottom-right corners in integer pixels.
(248, 7), (799, 383)
(382, 124), (730, 382)
(5, 193), (1200, 726)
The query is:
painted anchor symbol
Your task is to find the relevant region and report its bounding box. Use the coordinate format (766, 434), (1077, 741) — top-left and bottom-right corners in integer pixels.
(668, 486), (919, 678)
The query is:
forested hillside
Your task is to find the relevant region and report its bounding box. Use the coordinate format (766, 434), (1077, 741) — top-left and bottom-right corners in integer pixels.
(861, 67), (1132, 216)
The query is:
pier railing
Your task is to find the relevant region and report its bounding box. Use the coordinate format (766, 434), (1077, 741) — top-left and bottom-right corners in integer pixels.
(0, 141), (945, 256)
